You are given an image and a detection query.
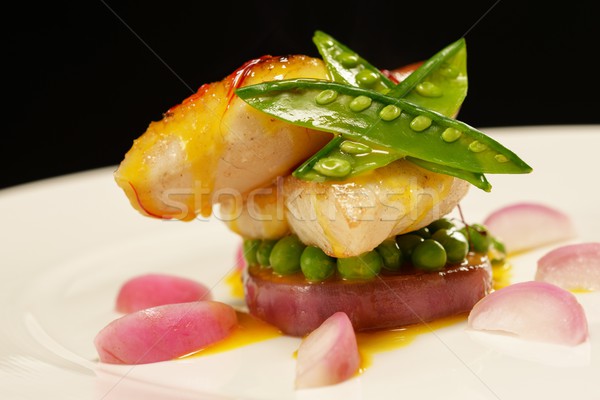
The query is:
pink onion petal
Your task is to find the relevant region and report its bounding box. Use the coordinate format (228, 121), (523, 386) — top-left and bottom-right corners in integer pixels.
(116, 273), (212, 313)
(483, 202), (576, 253)
(295, 312), (360, 389)
(95, 301), (238, 364)
(536, 242), (600, 291)
(468, 281), (588, 346)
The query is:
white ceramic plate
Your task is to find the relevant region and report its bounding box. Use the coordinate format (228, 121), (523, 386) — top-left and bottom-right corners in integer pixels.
(1, 125), (599, 400)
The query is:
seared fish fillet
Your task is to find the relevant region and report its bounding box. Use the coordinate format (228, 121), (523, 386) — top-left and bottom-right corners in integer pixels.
(285, 160), (469, 257)
(114, 55), (331, 220)
(222, 160), (468, 257)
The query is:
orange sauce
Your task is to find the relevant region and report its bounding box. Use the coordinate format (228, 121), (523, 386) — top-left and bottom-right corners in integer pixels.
(182, 309), (466, 372)
(225, 268), (245, 299)
(491, 260), (512, 290)
(569, 288), (593, 294)
(287, 315), (465, 371)
(181, 311), (282, 359)
(355, 314), (466, 370)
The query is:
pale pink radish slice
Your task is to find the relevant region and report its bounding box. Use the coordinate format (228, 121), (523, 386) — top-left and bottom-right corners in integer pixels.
(483, 202), (576, 253)
(295, 312), (360, 389)
(116, 273), (212, 313)
(95, 301), (238, 364)
(468, 281), (588, 346)
(536, 242), (600, 291)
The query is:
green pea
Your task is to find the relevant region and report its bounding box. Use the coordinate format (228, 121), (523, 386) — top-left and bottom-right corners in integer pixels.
(411, 239), (447, 271)
(300, 246), (336, 282)
(340, 140), (371, 154)
(431, 229), (469, 263)
(337, 250), (382, 280)
(468, 140), (488, 153)
(339, 52), (359, 68)
(415, 81), (443, 97)
(414, 226), (432, 239)
(256, 239), (277, 267)
(322, 39), (335, 48)
(441, 127), (462, 143)
(313, 157), (352, 178)
(410, 115), (432, 132)
(349, 95), (372, 112)
(375, 239), (403, 271)
(356, 70), (379, 87)
(315, 89), (338, 105)
(379, 104), (401, 121)
(439, 64), (459, 78)
(395, 234), (425, 260)
(460, 224), (491, 253)
(269, 235), (306, 275)
(427, 218), (456, 233)
(242, 239), (261, 266)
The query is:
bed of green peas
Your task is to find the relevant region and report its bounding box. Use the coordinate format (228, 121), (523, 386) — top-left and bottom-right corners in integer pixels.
(242, 239), (261, 266)
(410, 239), (447, 271)
(399, 218), (470, 271)
(431, 228), (469, 263)
(256, 239), (277, 267)
(337, 250), (383, 280)
(459, 223), (491, 253)
(301, 246), (336, 281)
(241, 218), (505, 281)
(375, 239), (403, 271)
(395, 234), (424, 259)
(270, 235), (305, 275)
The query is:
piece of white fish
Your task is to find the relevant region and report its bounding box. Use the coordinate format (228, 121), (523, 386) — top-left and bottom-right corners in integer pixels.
(221, 160), (469, 257)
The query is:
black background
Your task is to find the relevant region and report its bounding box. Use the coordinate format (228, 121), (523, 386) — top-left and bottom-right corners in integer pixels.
(3, 1), (598, 190)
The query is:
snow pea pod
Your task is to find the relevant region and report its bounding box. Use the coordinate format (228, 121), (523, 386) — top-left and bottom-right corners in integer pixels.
(387, 38), (467, 117)
(298, 30), (398, 181)
(408, 157), (491, 191)
(235, 79), (532, 175)
(298, 31), (394, 181)
(312, 30), (395, 93)
(297, 34), (491, 189)
(295, 139), (399, 182)
(387, 40), (492, 188)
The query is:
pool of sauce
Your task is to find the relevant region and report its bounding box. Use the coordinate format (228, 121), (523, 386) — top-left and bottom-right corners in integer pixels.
(182, 307), (465, 370)
(181, 311), (282, 359)
(355, 314), (466, 370)
(182, 267), (469, 368)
